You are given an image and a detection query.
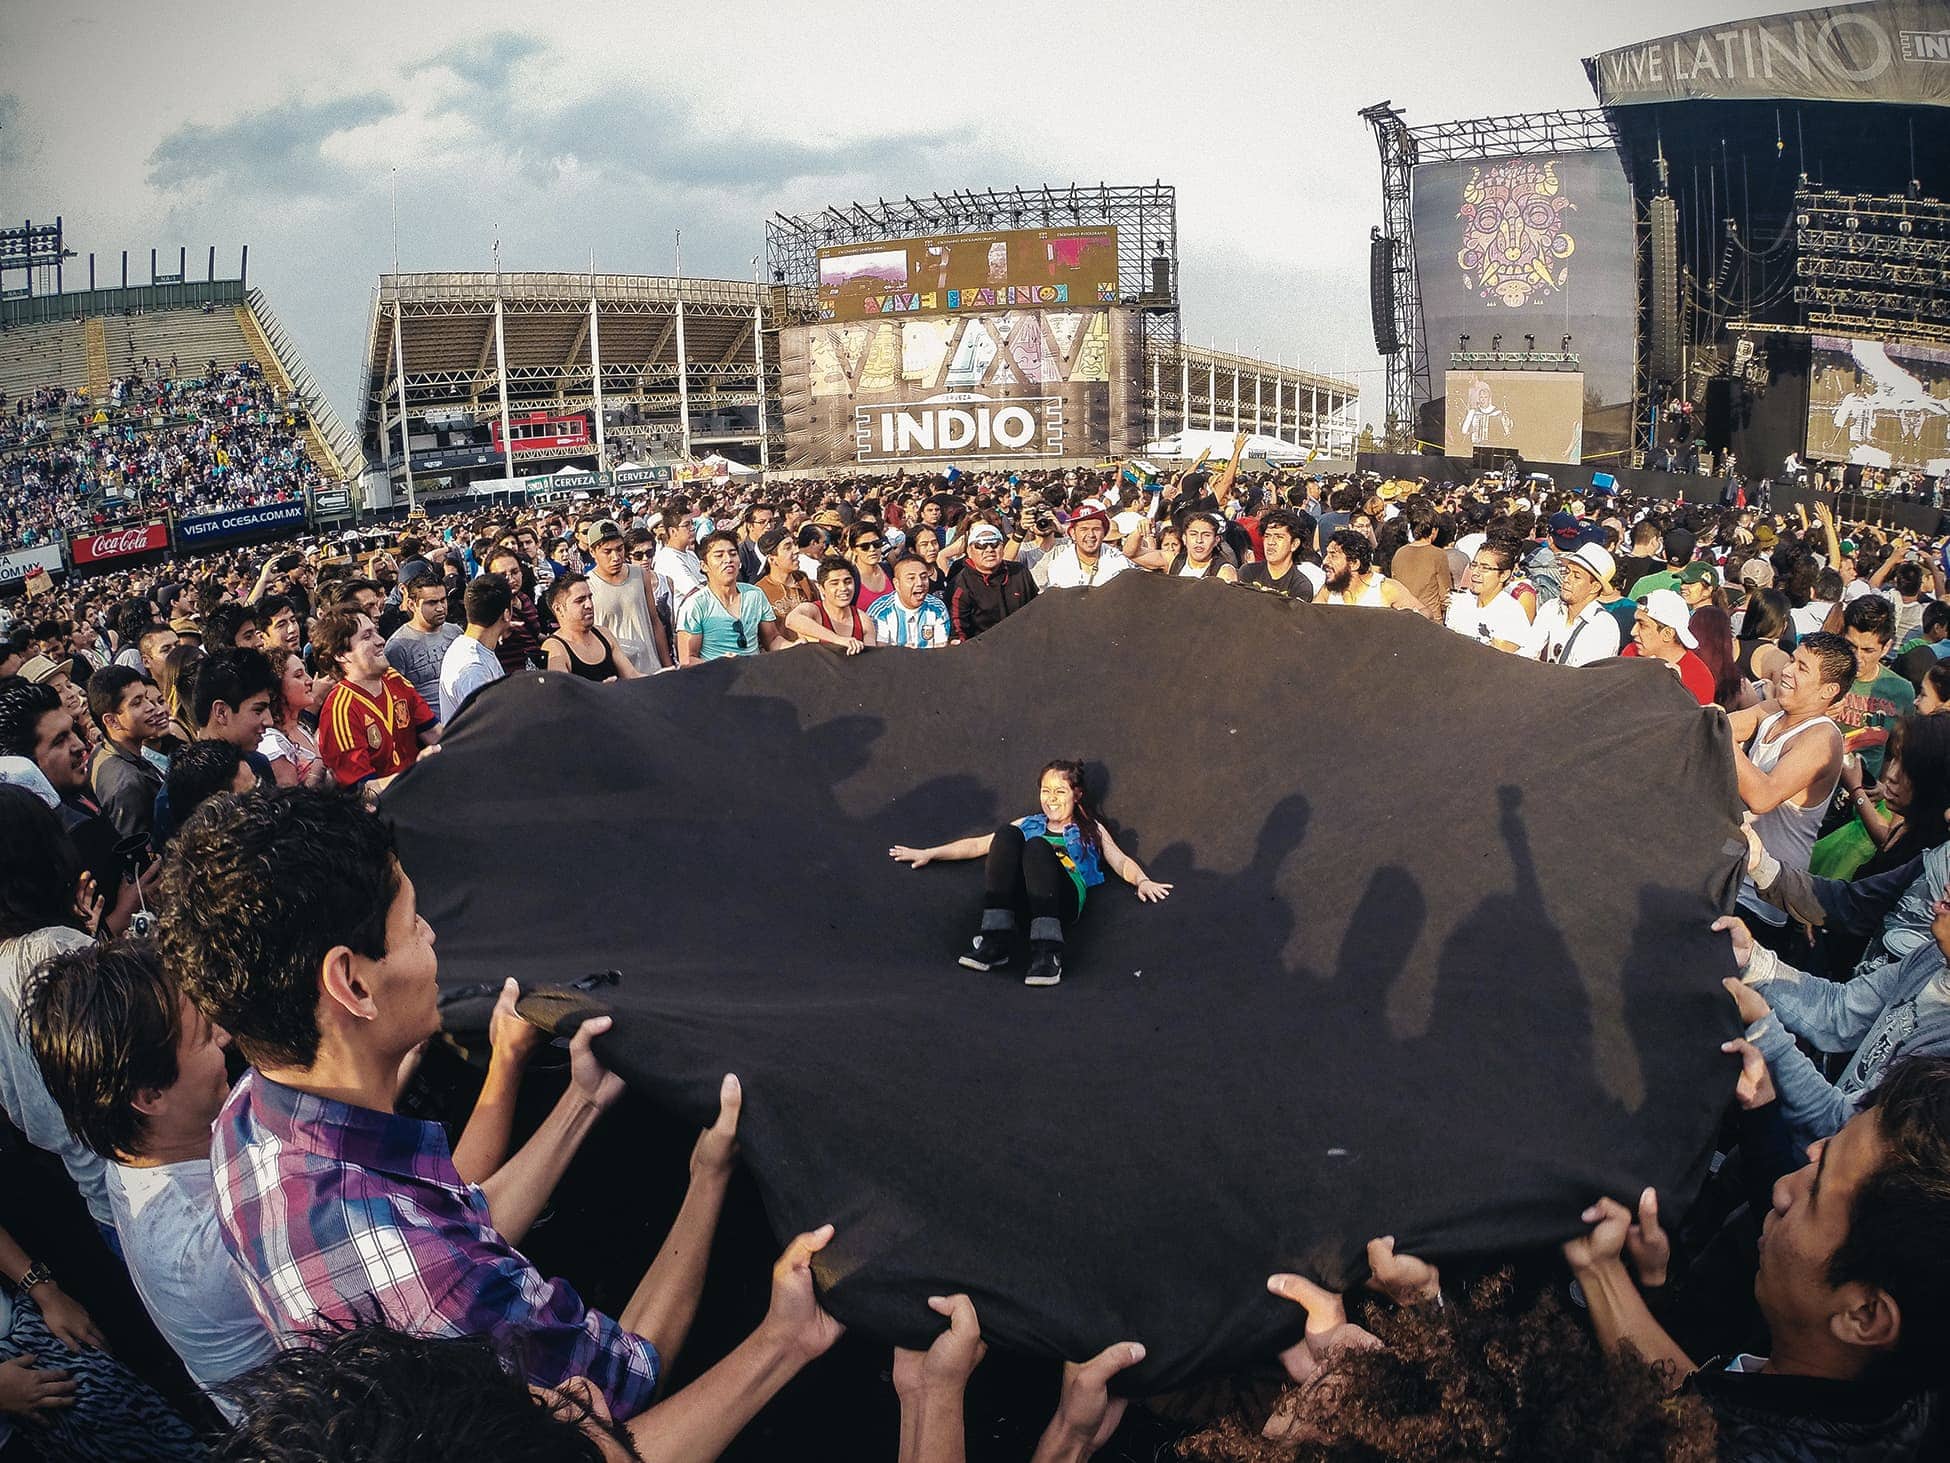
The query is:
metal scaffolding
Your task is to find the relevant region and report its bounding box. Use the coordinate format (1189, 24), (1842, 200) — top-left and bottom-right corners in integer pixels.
(765, 183), (1181, 423)
(1360, 104), (1425, 448)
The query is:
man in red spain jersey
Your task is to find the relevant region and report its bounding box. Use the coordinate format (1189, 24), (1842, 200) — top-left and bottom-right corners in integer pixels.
(314, 610), (440, 791)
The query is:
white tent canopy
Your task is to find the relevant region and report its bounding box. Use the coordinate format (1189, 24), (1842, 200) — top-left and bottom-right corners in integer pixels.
(1144, 428), (1312, 463)
(698, 453), (760, 478)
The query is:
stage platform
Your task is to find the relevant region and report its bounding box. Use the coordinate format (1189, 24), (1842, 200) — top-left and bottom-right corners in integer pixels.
(1353, 451), (1729, 503)
(1771, 480), (1948, 538)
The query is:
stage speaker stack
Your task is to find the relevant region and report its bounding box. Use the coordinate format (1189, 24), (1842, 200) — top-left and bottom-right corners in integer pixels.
(1649, 194), (1681, 384)
(1371, 233), (1400, 356)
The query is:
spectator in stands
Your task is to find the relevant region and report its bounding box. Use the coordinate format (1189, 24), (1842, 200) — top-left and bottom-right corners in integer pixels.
(20, 940), (279, 1414)
(440, 573), (511, 722)
(86, 664), (171, 846)
(156, 787), (796, 1437)
(314, 610), (438, 791)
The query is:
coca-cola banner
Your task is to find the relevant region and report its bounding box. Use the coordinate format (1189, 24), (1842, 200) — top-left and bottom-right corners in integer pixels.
(69, 520), (171, 566)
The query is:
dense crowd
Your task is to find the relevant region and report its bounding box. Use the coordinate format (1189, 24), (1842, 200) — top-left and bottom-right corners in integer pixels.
(0, 435), (1948, 1461)
(0, 359), (323, 553)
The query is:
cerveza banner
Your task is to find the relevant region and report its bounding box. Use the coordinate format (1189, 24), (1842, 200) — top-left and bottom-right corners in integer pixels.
(175, 499), (308, 547)
(1585, 2), (1950, 108)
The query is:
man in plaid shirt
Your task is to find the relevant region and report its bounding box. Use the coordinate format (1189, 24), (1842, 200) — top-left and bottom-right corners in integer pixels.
(156, 787), (744, 1423)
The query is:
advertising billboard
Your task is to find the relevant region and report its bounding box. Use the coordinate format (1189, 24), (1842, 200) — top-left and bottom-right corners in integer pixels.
(1807, 335), (1950, 476)
(68, 520), (170, 567)
(0, 543), (65, 583)
(1411, 149), (1637, 461)
(1443, 370), (1588, 462)
(779, 308), (1139, 470)
(817, 227), (1119, 324)
(174, 499), (308, 548)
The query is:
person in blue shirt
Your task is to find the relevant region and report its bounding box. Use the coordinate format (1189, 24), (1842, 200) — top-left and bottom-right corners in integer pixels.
(675, 532), (782, 666)
(887, 759), (1172, 987)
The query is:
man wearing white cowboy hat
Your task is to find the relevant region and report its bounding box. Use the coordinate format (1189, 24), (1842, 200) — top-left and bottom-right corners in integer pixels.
(1533, 541), (1622, 667)
(1039, 502), (1132, 590)
(1624, 587), (1716, 705)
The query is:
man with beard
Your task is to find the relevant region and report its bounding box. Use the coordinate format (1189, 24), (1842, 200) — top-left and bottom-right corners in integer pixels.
(1534, 542), (1623, 666)
(1313, 529), (1427, 614)
(86, 665), (173, 846)
(1039, 505), (1132, 589)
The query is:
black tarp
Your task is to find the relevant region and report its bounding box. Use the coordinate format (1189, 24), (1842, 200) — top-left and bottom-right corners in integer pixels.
(385, 572), (1746, 1390)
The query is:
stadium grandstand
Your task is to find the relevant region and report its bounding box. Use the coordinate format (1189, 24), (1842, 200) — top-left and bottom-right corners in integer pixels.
(1, 235), (363, 578)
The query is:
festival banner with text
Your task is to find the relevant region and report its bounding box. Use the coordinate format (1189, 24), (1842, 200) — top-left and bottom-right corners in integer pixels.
(779, 308), (1140, 470)
(1586, 3), (1950, 109)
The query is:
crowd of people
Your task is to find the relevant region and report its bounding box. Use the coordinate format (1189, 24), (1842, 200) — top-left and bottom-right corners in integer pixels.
(1, 427), (1948, 1461)
(0, 358), (325, 553)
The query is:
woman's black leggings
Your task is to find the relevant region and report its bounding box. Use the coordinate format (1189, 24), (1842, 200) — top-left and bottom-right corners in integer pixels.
(984, 824), (1081, 925)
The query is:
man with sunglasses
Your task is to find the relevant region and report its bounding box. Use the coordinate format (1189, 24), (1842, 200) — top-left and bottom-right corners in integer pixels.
(582, 520), (673, 675)
(676, 532), (782, 665)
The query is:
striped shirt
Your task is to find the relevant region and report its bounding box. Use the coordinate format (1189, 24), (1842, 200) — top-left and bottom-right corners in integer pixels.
(867, 592), (951, 648)
(317, 670), (434, 786)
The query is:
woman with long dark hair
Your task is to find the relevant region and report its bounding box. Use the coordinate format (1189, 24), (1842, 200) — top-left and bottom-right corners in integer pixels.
(1687, 605), (1743, 709)
(888, 759), (1171, 987)
(1735, 586), (1795, 688)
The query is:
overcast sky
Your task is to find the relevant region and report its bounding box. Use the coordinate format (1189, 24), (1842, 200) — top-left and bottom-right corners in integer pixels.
(1, 1), (1791, 431)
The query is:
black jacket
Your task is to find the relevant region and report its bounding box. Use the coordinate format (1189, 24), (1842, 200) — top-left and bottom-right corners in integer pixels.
(947, 559), (1037, 641)
(90, 741), (163, 846)
(1687, 1363), (1937, 1461)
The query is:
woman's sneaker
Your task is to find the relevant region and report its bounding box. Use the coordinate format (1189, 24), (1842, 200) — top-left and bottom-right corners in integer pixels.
(1023, 948), (1063, 987)
(959, 931), (1011, 971)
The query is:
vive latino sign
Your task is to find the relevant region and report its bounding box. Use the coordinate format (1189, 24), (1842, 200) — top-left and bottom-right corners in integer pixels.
(70, 520), (170, 565)
(855, 393), (1062, 463)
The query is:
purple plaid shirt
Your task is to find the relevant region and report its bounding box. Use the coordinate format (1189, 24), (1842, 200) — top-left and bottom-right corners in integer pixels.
(211, 1069), (660, 1417)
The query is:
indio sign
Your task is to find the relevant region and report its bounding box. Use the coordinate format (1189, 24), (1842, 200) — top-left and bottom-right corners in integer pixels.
(854, 393), (1063, 463)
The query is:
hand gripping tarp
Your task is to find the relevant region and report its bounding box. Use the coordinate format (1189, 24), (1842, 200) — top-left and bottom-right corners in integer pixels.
(385, 572), (1746, 1390)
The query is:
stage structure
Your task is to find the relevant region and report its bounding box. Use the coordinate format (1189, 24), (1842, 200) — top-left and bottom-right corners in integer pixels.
(1364, 104), (1637, 463)
(1585, 2), (1950, 481)
(766, 185), (1180, 471)
(357, 271), (794, 508)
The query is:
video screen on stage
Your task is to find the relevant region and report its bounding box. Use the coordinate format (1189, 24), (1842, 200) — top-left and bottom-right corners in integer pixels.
(1806, 335), (1950, 478)
(1442, 369), (1588, 462)
(1411, 148), (1636, 462)
(778, 308), (1140, 469)
(816, 227), (1119, 324)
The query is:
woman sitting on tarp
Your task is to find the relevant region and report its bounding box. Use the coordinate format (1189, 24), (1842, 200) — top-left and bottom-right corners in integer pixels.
(887, 759), (1172, 989)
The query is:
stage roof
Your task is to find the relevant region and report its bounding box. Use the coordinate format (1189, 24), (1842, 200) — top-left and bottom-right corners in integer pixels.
(1587, 2), (1950, 110)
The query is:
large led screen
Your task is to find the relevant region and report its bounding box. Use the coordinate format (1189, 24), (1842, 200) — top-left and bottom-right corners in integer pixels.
(817, 227), (1119, 324)
(779, 308), (1140, 470)
(1442, 369), (1587, 463)
(1807, 335), (1950, 477)
(1412, 149), (1637, 462)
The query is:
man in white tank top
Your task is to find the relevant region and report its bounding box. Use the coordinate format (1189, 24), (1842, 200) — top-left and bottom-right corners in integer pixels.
(1726, 632), (1855, 933)
(1312, 529), (1431, 617)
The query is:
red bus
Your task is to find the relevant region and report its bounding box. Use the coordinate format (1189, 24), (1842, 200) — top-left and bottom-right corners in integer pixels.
(490, 410), (592, 454)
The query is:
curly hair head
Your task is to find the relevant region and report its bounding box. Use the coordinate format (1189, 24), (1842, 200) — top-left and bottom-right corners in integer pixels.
(156, 786), (398, 1070)
(1179, 1271), (1717, 1463)
(214, 1324), (617, 1463)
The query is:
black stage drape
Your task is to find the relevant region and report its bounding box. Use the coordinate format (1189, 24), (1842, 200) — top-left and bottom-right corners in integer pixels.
(385, 572), (1746, 1390)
